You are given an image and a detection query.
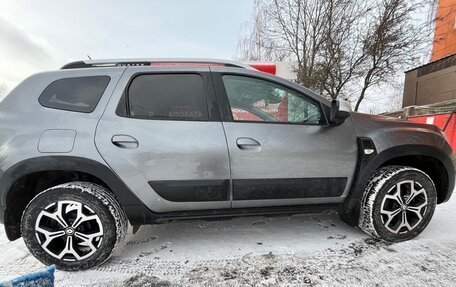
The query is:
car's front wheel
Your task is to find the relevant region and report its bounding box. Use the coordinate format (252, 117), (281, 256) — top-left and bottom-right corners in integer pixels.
(359, 166), (437, 242)
(21, 182), (128, 271)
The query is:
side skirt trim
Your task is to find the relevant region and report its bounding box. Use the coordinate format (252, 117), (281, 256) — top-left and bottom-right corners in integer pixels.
(125, 203), (341, 225)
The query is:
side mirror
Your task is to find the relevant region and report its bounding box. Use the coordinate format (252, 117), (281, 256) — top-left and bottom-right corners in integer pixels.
(330, 100), (351, 124)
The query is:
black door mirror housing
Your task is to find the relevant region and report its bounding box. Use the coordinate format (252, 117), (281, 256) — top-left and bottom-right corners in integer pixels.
(330, 100), (351, 124)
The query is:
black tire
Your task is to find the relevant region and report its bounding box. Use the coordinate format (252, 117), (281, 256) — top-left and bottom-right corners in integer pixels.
(21, 182), (128, 271)
(358, 166), (437, 242)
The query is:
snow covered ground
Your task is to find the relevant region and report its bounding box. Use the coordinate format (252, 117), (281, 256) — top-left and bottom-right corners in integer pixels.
(0, 190), (455, 286)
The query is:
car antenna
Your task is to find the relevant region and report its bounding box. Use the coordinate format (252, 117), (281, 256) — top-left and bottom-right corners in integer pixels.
(87, 55), (92, 60)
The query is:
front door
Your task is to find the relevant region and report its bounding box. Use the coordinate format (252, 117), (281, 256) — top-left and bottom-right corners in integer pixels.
(213, 72), (358, 208)
(95, 67), (231, 213)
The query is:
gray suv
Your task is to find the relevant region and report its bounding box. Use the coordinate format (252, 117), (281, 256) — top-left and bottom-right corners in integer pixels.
(0, 59), (454, 270)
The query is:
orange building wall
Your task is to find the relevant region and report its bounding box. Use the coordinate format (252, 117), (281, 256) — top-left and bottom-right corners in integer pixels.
(432, 0), (456, 62)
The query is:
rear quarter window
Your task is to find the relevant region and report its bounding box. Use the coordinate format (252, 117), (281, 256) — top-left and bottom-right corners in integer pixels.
(39, 76), (110, 113)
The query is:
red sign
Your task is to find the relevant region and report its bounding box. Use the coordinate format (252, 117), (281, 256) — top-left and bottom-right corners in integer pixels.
(247, 63), (277, 75)
(408, 112), (455, 152)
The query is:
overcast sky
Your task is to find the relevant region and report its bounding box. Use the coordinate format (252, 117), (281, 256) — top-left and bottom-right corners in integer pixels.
(0, 0), (254, 91)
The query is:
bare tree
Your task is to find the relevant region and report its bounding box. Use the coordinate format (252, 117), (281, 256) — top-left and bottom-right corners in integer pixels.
(237, 0), (433, 111)
(236, 0), (289, 61)
(353, 0), (431, 110)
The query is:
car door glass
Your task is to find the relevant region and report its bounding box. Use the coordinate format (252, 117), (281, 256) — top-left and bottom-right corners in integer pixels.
(128, 74), (209, 120)
(222, 75), (324, 124)
(232, 107), (264, 121)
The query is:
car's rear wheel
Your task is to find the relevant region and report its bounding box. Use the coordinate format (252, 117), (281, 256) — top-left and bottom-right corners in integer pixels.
(21, 182), (128, 271)
(359, 166), (437, 242)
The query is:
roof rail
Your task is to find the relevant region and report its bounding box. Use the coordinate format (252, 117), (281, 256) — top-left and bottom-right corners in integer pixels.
(61, 58), (256, 70)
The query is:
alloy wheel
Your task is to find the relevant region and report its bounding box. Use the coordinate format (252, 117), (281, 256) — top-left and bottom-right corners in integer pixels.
(34, 200), (104, 261)
(380, 180), (428, 234)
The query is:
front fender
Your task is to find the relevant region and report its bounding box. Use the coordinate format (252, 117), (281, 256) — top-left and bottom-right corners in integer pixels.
(340, 143), (455, 226)
(350, 112), (447, 153)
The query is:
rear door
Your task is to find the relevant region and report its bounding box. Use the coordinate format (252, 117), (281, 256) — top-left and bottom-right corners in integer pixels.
(95, 66), (231, 212)
(211, 69), (358, 209)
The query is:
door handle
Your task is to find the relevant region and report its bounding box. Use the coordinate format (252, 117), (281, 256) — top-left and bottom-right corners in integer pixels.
(236, 137), (261, 151)
(111, 135), (139, 149)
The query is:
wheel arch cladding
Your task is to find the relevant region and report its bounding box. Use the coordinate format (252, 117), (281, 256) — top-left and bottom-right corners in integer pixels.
(340, 144), (455, 226)
(0, 156), (145, 240)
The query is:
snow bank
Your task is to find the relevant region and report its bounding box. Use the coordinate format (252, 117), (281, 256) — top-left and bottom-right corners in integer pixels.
(0, 188), (454, 286)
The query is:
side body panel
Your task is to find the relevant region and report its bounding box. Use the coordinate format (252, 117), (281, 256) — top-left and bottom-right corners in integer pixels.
(224, 121), (358, 208)
(210, 69), (358, 208)
(94, 67), (231, 212)
(0, 67), (126, 207)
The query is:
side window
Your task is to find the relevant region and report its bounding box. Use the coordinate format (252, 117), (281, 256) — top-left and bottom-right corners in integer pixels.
(231, 108), (263, 121)
(127, 74), (209, 120)
(223, 75), (325, 125)
(39, 76), (110, 113)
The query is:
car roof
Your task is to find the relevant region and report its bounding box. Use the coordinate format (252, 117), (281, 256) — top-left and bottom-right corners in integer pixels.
(61, 58), (256, 70)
